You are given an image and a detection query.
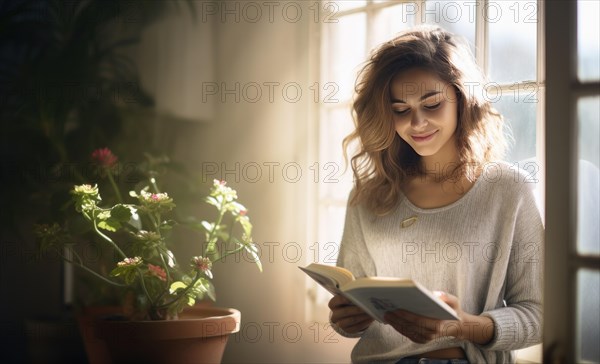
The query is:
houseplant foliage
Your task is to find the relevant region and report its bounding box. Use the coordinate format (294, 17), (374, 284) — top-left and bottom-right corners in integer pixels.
(35, 148), (262, 321)
(0, 1), (196, 360)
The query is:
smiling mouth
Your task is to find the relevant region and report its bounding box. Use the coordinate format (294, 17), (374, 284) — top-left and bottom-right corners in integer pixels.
(411, 130), (438, 142)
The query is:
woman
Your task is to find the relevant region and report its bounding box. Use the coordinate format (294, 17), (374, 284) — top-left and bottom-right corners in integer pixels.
(328, 26), (544, 364)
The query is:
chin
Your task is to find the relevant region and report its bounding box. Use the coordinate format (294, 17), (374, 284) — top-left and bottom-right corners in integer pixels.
(411, 146), (438, 157)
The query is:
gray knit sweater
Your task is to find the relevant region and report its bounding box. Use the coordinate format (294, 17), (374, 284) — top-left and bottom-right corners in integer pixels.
(333, 162), (544, 364)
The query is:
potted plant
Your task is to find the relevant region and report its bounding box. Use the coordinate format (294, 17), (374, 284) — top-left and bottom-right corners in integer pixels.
(35, 148), (262, 364)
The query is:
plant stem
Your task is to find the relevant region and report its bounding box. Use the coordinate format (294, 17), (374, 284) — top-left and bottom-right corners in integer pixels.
(159, 251), (171, 283)
(213, 245), (245, 263)
(150, 177), (161, 194)
(88, 210), (154, 306)
(149, 212), (160, 231)
(106, 169), (123, 203)
(153, 250), (171, 304)
(205, 203), (227, 258)
(89, 213), (127, 259)
(64, 251), (127, 287)
(155, 272), (201, 310)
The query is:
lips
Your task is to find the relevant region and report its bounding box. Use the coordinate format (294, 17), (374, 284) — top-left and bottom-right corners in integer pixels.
(411, 130), (438, 142)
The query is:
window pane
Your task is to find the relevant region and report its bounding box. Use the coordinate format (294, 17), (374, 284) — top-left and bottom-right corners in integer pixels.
(578, 0), (600, 81)
(488, 1), (537, 83)
(493, 92), (537, 163)
(577, 96), (600, 256)
(319, 107), (355, 202)
(335, 0), (367, 13)
(314, 203), (347, 303)
(577, 269), (600, 363)
(425, 0), (476, 54)
(372, 4), (416, 46)
(326, 13), (367, 102)
(317, 204), (347, 265)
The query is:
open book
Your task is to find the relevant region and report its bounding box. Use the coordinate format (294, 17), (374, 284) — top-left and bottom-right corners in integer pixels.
(299, 263), (459, 323)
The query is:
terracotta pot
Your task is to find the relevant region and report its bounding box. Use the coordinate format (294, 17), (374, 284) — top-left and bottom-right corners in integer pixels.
(76, 306), (125, 364)
(95, 306), (240, 364)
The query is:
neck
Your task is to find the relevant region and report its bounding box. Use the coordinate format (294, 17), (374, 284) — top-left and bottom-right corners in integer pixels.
(419, 138), (460, 181)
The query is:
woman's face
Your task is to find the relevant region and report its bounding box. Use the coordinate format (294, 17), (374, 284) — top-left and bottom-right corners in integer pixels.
(390, 68), (459, 158)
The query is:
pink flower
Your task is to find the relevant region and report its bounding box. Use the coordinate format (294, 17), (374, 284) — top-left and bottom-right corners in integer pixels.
(191, 256), (212, 272)
(91, 148), (118, 168)
(147, 264), (167, 281)
(117, 257), (142, 267)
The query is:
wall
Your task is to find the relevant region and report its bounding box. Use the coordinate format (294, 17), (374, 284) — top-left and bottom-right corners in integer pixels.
(134, 2), (357, 363)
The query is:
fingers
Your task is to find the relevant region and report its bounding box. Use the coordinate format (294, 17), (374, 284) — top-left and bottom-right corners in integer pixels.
(329, 295), (373, 333)
(434, 290), (459, 310)
(328, 294), (353, 309)
(335, 313), (373, 333)
(384, 310), (448, 344)
(331, 304), (369, 322)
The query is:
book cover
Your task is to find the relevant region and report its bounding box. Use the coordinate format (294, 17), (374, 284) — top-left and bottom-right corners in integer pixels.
(300, 263), (459, 322)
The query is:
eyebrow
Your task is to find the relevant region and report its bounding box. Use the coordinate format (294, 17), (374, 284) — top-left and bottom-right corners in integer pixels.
(390, 91), (442, 104)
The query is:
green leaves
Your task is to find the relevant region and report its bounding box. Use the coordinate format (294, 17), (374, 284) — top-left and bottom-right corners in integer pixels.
(237, 215), (253, 240)
(243, 242), (263, 272)
(96, 204), (134, 232)
(130, 190), (176, 213)
(71, 184), (102, 213)
(33, 223), (73, 251)
(168, 276), (216, 316)
(201, 180), (262, 273)
(130, 230), (165, 260)
(169, 281), (187, 293)
(43, 175), (262, 320)
(110, 257), (142, 285)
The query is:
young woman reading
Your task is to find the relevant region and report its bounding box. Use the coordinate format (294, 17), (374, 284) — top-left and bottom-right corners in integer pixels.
(329, 26), (544, 364)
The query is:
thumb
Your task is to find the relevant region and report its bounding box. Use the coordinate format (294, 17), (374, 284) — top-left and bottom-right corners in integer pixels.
(434, 291), (458, 308)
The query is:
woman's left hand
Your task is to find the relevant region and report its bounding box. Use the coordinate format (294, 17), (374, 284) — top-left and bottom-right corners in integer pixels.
(383, 291), (494, 345)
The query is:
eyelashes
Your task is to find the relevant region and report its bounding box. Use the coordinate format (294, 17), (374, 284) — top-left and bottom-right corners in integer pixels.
(393, 109), (410, 116)
(424, 102), (441, 110)
(392, 102), (442, 115)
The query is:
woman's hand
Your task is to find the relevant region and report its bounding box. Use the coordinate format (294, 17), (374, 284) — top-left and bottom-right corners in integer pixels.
(383, 291), (495, 345)
(329, 295), (374, 334)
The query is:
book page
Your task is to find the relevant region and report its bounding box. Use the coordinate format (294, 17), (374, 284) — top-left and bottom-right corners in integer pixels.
(343, 277), (415, 290)
(299, 264), (355, 296)
(342, 283), (459, 322)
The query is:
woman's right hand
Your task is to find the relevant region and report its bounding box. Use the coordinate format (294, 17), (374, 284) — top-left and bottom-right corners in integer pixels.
(328, 294), (374, 334)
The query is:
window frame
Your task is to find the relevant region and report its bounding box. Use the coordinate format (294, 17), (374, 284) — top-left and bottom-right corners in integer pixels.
(544, 1), (600, 362)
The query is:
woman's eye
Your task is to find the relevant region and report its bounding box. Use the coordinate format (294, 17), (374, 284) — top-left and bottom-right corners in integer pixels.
(393, 109), (409, 115)
(424, 102), (441, 110)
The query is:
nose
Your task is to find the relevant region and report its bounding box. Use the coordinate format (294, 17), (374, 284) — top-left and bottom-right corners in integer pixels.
(410, 110), (428, 131)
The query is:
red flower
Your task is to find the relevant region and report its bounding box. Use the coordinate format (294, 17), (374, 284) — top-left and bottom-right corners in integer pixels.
(91, 148), (118, 168)
(147, 264), (167, 281)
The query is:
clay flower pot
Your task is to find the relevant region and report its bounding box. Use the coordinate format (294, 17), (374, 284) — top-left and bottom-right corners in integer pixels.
(77, 306), (130, 364)
(95, 306), (240, 364)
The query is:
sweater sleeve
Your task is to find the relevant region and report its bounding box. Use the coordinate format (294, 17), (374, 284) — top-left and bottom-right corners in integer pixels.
(329, 195), (377, 338)
(480, 180), (544, 351)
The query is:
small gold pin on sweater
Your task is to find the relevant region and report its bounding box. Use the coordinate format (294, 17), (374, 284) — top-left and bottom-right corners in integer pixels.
(401, 215), (418, 228)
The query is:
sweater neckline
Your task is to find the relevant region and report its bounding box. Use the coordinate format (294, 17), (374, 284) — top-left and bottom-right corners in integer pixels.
(399, 174), (485, 214)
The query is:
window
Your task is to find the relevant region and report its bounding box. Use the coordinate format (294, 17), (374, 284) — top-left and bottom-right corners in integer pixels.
(545, 1), (599, 363)
(309, 0), (544, 306)
(307, 2), (550, 360)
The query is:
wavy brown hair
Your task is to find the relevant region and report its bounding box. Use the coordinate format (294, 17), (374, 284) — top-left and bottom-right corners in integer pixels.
(343, 26), (506, 215)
